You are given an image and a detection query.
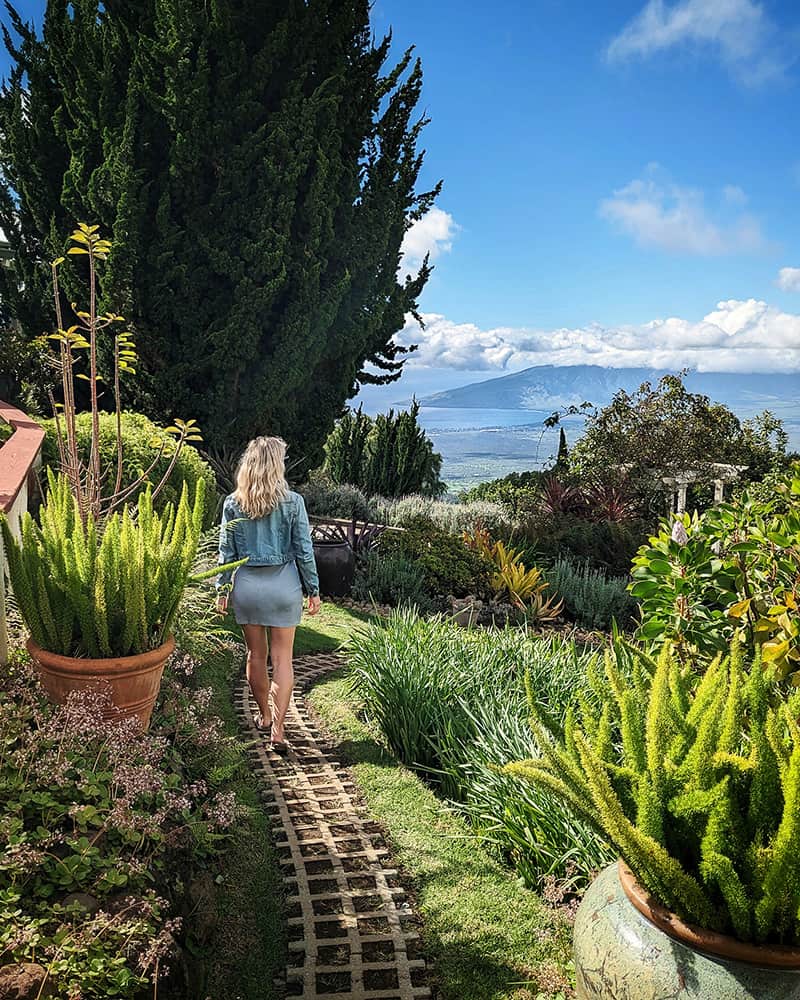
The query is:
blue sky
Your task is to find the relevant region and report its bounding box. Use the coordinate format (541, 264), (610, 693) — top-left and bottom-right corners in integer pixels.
(369, 0), (800, 399)
(376, 0), (800, 326)
(3, 0), (800, 402)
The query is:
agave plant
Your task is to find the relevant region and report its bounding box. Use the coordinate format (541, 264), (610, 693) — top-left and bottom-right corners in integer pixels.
(506, 638), (800, 945)
(1, 471), (242, 658)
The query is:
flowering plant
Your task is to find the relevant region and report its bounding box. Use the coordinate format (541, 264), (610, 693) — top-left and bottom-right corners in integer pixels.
(0, 647), (245, 998)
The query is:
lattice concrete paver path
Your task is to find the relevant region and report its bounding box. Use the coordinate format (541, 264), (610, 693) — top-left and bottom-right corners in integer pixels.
(234, 653), (431, 1000)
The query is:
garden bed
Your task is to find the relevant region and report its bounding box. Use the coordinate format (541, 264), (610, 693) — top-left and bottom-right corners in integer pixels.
(0, 637), (286, 1000)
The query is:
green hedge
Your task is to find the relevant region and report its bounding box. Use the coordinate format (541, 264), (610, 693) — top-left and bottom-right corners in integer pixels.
(41, 411), (217, 526)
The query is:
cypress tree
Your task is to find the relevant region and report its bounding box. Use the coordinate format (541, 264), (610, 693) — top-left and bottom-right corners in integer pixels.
(323, 405), (372, 486)
(0, 1), (439, 471)
(555, 426), (569, 471)
(324, 399), (444, 497)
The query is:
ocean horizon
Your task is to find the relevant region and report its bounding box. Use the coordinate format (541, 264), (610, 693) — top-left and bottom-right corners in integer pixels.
(374, 405), (800, 493)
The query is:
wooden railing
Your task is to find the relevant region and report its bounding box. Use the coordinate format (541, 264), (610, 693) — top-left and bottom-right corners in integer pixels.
(0, 399), (44, 663)
(309, 514), (403, 551)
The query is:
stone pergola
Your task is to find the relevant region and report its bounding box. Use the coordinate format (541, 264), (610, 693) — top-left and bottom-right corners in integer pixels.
(662, 463), (747, 514)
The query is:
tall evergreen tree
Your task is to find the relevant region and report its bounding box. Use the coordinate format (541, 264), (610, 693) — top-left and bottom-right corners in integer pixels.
(323, 405), (372, 486)
(0, 1), (439, 471)
(324, 400), (444, 497)
(555, 426), (569, 471)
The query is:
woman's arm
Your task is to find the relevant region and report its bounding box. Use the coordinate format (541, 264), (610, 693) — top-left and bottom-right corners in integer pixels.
(217, 498), (239, 592)
(291, 495), (320, 598)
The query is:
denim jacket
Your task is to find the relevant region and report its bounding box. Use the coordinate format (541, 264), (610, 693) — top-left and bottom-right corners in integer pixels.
(217, 491), (320, 596)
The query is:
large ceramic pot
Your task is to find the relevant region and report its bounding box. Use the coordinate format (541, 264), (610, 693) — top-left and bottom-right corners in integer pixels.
(313, 540), (355, 597)
(26, 635), (175, 729)
(574, 862), (800, 999)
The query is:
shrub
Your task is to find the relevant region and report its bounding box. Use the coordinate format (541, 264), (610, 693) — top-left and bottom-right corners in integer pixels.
(0, 647), (245, 998)
(378, 517), (492, 600)
(520, 514), (651, 577)
(630, 467), (800, 673)
(459, 470), (545, 516)
(548, 558), (638, 631)
(298, 470), (375, 521)
(41, 410), (217, 526)
(506, 639), (800, 944)
(352, 551), (434, 612)
(325, 401), (445, 497)
(349, 611), (612, 884)
(371, 494), (514, 536)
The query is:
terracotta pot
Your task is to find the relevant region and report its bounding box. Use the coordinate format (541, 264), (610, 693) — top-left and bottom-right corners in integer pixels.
(574, 862), (800, 999)
(26, 635), (175, 729)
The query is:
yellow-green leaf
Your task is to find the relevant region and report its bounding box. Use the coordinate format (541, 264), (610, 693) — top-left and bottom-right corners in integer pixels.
(762, 639), (790, 662)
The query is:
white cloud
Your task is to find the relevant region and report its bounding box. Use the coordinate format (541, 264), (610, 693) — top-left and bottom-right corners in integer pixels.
(722, 184), (748, 206)
(599, 166), (765, 254)
(400, 207), (458, 276)
(398, 299), (800, 374)
(777, 267), (800, 292)
(606, 0), (789, 86)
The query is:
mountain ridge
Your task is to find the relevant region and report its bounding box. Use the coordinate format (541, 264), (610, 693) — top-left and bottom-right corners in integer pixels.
(419, 364), (800, 415)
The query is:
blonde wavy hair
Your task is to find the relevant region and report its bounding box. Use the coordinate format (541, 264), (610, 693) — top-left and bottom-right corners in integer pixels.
(234, 436), (290, 518)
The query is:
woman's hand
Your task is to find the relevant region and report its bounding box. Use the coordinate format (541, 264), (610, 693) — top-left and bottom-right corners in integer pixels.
(216, 594), (229, 615)
(307, 595), (322, 617)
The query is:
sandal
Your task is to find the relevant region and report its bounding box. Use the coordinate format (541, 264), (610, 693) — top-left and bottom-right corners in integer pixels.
(255, 713), (272, 733)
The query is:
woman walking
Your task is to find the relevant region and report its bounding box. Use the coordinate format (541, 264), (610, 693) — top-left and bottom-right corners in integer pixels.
(216, 437), (321, 752)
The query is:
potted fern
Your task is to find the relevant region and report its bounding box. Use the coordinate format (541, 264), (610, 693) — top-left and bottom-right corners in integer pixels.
(506, 640), (800, 999)
(0, 225), (239, 726)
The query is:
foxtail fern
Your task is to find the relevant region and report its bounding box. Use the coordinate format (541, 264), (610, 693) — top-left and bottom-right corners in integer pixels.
(505, 638), (800, 945)
(1, 470), (239, 658)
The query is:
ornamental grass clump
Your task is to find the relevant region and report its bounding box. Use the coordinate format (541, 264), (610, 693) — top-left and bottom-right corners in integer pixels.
(505, 639), (800, 944)
(349, 611), (612, 883)
(1, 470), (234, 658)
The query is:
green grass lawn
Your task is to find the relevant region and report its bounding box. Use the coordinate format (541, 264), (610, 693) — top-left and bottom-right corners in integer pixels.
(194, 644), (287, 999)
(294, 601), (373, 654)
(307, 670), (576, 1000)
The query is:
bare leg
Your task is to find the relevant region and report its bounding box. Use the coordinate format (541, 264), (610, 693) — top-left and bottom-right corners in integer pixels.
(269, 626), (296, 743)
(242, 624), (272, 725)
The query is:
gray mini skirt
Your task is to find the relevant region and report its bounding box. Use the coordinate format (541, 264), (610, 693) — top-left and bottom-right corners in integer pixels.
(231, 562), (303, 627)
